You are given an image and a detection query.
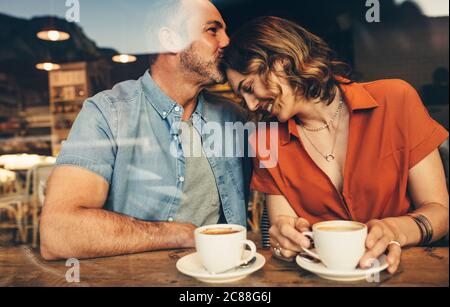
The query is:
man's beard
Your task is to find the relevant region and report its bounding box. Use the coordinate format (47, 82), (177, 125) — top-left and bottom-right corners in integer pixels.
(180, 44), (225, 84)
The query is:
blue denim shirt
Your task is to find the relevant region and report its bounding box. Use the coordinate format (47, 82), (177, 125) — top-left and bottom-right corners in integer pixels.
(56, 70), (251, 226)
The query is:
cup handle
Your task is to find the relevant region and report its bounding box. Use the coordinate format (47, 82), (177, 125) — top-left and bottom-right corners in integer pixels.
(239, 240), (257, 265)
(301, 232), (321, 261)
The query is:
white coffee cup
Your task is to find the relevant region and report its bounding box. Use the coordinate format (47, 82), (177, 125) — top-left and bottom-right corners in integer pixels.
(195, 224), (257, 274)
(302, 220), (367, 271)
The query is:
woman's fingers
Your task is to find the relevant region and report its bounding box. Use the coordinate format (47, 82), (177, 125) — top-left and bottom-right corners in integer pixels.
(269, 216), (312, 261)
(295, 218), (311, 232)
(280, 248), (297, 259)
(269, 226), (303, 252)
(360, 235), (392, 268)
(386, 243), (402, 274)
(365, 221), (384, 249)
(269, 238), (297, 260)
(278, 222), (310, 248)
(361, 220), (401, 270)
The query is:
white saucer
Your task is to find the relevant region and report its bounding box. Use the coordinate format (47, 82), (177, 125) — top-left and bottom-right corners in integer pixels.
(176, 251), (266, 283)
(296, 252), (389, 282)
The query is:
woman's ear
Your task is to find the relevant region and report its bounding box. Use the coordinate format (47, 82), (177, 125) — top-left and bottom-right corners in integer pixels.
(271, 60), (291, 84)
(273, 58), (290, 74)
(158, 27), (185, 53)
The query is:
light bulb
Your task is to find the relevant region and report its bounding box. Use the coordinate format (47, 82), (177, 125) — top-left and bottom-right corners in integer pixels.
(119, 54), (130, 63)
(43, 63), (53, 71)
(112, 54), (137, 64)
(47, 30), (61, 41)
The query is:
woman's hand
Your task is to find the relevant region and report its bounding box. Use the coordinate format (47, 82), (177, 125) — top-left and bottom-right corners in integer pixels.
(269, 215), (311, 261)
(360, 219), (406, 274)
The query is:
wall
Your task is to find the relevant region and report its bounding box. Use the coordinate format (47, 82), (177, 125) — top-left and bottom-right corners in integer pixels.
(353, 17), (449, 90)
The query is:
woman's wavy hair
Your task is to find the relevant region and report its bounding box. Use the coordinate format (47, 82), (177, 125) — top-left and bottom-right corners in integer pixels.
(222, 16), (353, 105)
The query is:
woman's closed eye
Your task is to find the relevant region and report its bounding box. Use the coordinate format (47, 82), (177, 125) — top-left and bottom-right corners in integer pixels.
(242, 82), (254, 94)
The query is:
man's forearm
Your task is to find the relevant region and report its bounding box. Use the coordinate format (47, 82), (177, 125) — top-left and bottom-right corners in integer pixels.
(40, 207), (196, 260)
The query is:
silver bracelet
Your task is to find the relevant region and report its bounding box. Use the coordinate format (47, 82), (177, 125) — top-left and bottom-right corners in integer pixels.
(408, 214), (434, 246)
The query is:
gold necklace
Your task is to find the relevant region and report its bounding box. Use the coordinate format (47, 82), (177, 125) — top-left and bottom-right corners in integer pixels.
(300, 99), (344, 132)
(300, 102), (343, 162)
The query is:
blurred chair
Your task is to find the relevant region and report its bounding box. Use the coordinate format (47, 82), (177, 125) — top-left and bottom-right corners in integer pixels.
(0, 169), (30, 243)
(260, 203), (271, 249)
(428, 105), (449, 131)
(248, 190), (264, 233)
(0, 168), (17, 194)
(258, 138), (450, 250)
(26, 163), (54, 248)
(439, 139), (449, 187)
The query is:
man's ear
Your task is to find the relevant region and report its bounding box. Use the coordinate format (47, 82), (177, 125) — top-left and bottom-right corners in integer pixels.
(159, 27), (185, 53)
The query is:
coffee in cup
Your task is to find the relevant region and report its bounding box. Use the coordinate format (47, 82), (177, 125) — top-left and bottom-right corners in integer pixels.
(201, 228), (242, 235)
(302, 220), (367, 271)
(315, 225), (365, 232)
(195, 224), (256, 274)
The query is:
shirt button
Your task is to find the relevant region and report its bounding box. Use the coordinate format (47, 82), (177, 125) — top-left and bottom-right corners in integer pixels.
(168, 217), (174, 222)
(162, 111), (167, 117)
(174, 106), (181, 112)
(173, 135), (178, 141)
(178, 176), (185, 183)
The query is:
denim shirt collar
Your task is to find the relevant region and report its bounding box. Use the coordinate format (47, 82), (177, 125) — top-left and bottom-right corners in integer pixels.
(141, 70), (206, 121)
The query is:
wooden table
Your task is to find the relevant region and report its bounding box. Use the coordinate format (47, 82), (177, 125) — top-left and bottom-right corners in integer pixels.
(0, 245), (448, 287)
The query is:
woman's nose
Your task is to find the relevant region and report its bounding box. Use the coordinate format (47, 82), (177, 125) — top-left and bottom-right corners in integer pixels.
(244, 95), (259, 112)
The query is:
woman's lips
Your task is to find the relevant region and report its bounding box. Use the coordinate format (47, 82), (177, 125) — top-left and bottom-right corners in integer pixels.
(258, 101), (275, 119)
(260, 101), (274, 114)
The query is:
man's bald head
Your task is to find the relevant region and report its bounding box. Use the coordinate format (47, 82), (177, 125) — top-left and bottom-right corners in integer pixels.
(146, 0), (218, 64)
(146, 0), (185, 63)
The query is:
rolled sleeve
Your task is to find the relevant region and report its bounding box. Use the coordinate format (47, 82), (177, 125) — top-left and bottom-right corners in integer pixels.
(251, 157), (283, 195)
(56, 97), (117, 184)
(409, 125), (448, 169)
(404, 82), (449, 169)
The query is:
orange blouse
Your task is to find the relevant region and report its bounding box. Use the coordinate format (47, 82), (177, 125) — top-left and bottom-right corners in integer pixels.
(251, 79), (448, 225)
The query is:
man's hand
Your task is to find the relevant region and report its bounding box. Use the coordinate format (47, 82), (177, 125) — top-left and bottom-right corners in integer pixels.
(176, 223), (197, 248)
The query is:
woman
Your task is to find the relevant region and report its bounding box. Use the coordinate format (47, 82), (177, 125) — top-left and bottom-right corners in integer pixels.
(222, 16), (449, 274)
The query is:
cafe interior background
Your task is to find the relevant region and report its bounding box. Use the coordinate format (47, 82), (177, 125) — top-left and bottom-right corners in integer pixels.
(0, 0), (448, 248)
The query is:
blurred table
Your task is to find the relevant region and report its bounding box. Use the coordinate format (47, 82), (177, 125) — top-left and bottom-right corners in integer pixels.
(0, 169), (16, 184)
(0, 168), (17, 196)
(0, 154), (56, 171)
(0, 246), (447, 287)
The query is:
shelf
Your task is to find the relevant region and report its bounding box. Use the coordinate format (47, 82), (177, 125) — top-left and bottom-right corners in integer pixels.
(48, 62), (90, 156)
(48, 60), (112, 156)
(52, 99), (85, 104)
(53, 127), (71, 133)
(27, 122), (52, 128)
(52, 112), (80, 118)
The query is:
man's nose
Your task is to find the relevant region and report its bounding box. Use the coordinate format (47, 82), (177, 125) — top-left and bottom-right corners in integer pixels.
(220, 32), (230, 49)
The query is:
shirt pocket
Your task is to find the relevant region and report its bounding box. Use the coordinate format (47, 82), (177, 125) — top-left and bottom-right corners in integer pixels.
(380, 148), (405, 171)
(363, 149), (404, 203)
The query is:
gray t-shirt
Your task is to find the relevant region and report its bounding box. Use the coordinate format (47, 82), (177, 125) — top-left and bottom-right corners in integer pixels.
(175, 120), (221, 226)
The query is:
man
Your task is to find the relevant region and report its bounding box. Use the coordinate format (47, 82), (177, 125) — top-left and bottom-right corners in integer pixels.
(40, 0), (250, 260)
